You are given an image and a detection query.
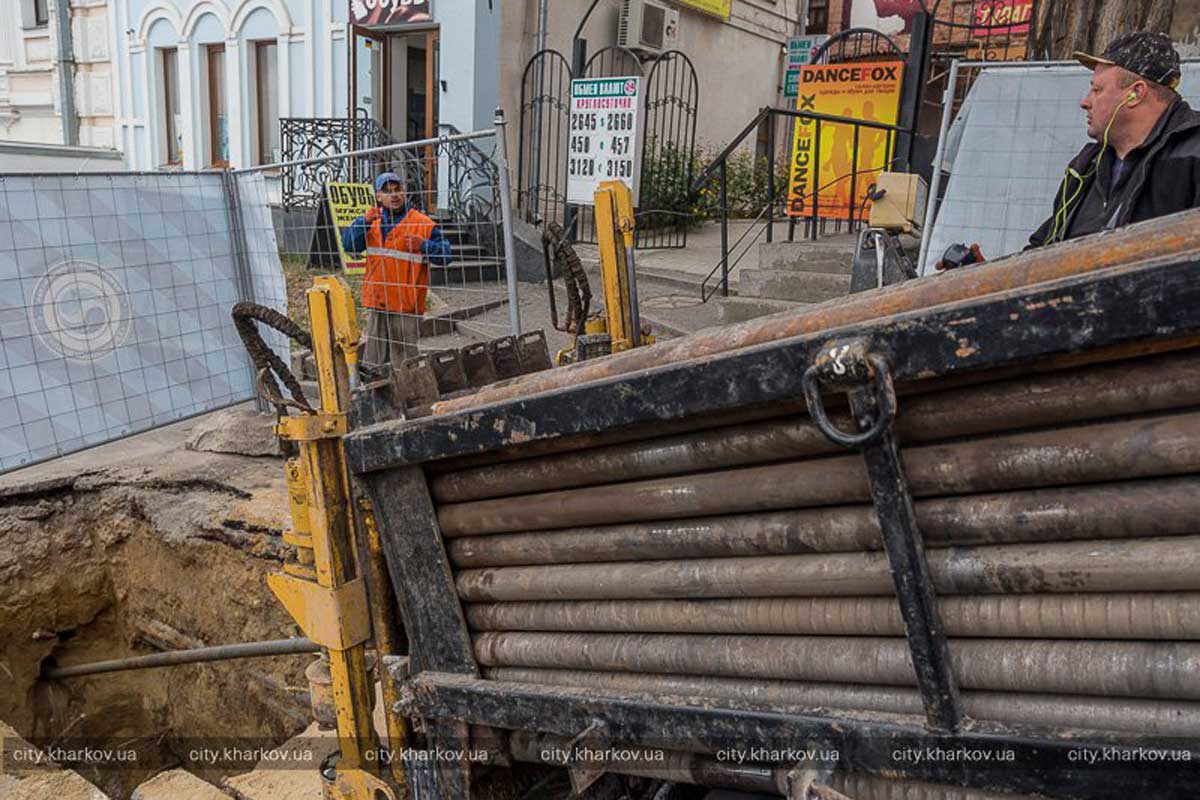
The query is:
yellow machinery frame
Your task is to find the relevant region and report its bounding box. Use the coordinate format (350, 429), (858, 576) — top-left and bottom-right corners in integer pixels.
(592, 180), (643, 353)
(269, 276), (402, 800)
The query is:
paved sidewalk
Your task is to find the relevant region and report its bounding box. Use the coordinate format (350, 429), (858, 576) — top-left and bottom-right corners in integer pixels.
(573, 220), (763, 284)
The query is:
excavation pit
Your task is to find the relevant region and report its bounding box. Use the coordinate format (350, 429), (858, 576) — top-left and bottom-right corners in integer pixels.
(0, 416), (312, 799)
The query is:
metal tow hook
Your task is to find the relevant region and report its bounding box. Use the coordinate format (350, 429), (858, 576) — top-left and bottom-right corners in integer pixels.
(801, 339), (895, 448)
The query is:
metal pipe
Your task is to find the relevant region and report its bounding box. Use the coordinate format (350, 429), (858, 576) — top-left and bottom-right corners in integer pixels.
(508, 730), (785, 795)
(486, 668), (1200, 737)
(508, 730), (1049, 799)
(466, 593), (1200, 640)
(430, 207), (1200, 417)
(446, 478), (1200, 567)
(432, 348), (1200, 502)
(53, 0), (78, 147)
(917, 58), (958, 275)
(495, 108), (522, 335)
(830, 773), (1044, 800)
(626, 242), (642, 348)
(43, 638), (318, 680)
(437, 411), (1200, 535)
(455, 536), (1200, 602)
(474, 633), (1200, 700)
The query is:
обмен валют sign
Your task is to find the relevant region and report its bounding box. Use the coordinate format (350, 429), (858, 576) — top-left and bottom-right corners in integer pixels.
(567, 77), (645, 206)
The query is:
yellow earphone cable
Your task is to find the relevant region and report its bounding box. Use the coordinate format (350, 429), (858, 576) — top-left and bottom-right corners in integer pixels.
(1048, 89), (1137, 244)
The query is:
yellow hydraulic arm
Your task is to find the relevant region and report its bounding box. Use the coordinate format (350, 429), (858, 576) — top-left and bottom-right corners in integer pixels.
(593, 180), (643, 353)
(269, 276), (399, 800)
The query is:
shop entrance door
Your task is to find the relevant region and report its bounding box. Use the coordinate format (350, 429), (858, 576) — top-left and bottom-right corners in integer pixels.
(385, 30), (439, 143)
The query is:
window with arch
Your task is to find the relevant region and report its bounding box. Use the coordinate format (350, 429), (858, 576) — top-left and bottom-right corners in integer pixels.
(253, 40), (279, 165)
(160, 47), (182, 165)
(206, 43), (230, 166)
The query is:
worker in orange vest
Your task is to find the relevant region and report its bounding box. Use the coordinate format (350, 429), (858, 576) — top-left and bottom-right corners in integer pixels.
(341, 171), (452, 368)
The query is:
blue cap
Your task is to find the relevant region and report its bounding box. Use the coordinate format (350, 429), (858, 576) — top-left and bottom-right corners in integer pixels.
(375, 172), (405, 191)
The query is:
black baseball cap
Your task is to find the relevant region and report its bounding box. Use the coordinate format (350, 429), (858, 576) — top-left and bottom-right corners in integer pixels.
(1075, 31), (1182, 89)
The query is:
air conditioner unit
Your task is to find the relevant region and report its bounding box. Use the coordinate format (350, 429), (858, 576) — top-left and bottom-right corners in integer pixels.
(618, 0), (675, 57)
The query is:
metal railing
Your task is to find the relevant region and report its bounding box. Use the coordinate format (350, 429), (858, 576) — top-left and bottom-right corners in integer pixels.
(279, 116), (427, 211)
(438, 122), (501, 223)
(691, 107), (905, 302)
(236, 116), (523, 361)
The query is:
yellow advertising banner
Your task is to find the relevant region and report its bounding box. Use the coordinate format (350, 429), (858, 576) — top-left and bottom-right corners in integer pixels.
(325, 182), (375, 276)
(676, 0), (732, 20)
(786, 61), (904, 220)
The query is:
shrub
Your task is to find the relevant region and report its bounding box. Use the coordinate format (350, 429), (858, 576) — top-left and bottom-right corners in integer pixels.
(638, 138), (791, 228)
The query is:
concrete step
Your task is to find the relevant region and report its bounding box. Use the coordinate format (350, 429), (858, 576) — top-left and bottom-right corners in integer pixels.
(716, 295), (809, 324)
(429, 258), (503, 285)
(737, 268), (851, 303)
(133, 769), (233, 800)
(758, 241), (856, 274)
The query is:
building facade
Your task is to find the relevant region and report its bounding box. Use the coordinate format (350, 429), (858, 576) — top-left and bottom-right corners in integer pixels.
(0, 0), (117, 150)
(500, 1), (802, 153)
(110, 0), (496, 171)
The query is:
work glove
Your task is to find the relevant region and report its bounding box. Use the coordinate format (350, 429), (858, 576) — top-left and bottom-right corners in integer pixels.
(364, 206), (382, 224)
(936, 243), (986, 271)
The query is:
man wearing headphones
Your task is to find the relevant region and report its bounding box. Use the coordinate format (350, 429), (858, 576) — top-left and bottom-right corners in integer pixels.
(1027, 32), (1200, 248)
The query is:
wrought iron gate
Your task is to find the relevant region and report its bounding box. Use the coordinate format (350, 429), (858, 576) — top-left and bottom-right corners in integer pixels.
(518, 46), (698, 250)
(517, 49), (573, 229)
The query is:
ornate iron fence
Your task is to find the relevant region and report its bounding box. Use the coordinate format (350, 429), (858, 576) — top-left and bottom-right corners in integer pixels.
(280, 116), (427, 211)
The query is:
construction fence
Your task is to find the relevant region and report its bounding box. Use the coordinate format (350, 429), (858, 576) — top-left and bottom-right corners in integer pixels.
(919, 59), (1200, 273)
(0, 124), (519, 474)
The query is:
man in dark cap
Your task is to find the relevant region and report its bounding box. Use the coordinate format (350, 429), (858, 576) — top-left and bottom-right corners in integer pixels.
(1027, 31), (1200, 248)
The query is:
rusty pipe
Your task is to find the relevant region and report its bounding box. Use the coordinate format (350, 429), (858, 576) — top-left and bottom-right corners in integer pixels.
(487, 668), (1200, 737)
(465, 593), (1200, 640)
(508, 730), (785, 794)
(437, 412), (1200, 536)
(431, 349), (1200, 502)
(43, 638), (319, 680)
(474, 633), (1200, 700)
(455, 536), (1200, 602)
(507, 730), (1046, 799)
(446, 478), (1200, 567)
(431, 209), (1200, 416)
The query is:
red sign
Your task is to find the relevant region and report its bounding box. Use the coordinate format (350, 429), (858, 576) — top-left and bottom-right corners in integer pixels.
(350, 0), (431, 27)
(973, 0), (1032, 37)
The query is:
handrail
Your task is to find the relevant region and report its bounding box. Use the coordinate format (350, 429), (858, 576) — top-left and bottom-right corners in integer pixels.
(690, 107), (905, 195)
(689, 107), (768, 192)
(699, 183), (786, 302)
(692, 105), (905, 302)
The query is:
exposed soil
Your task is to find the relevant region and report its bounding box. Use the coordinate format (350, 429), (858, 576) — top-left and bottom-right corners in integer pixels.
(0, 431), (311, 799)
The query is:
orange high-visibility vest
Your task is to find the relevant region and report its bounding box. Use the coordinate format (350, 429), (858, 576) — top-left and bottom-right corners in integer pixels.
(362, 208), (437, 313)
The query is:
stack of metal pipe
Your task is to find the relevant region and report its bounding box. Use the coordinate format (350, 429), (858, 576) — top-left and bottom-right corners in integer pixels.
(426, 347), (1200, 741)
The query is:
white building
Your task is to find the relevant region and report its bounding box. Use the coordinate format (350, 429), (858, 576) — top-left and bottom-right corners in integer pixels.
(112, 0), (497, 171)
(0, 1), (798, 174)
(0, 0), (120, 159)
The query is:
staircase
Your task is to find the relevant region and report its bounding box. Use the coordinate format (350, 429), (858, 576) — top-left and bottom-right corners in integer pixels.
(428, 216), (504, 286)
(716, 234), (860, 324)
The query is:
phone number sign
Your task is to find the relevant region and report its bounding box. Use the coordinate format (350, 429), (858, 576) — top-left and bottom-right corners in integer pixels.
(567, 77), (644, 206)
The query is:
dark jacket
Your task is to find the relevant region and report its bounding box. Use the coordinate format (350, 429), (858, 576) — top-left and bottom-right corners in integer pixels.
(1028, 97), (1200, 249)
